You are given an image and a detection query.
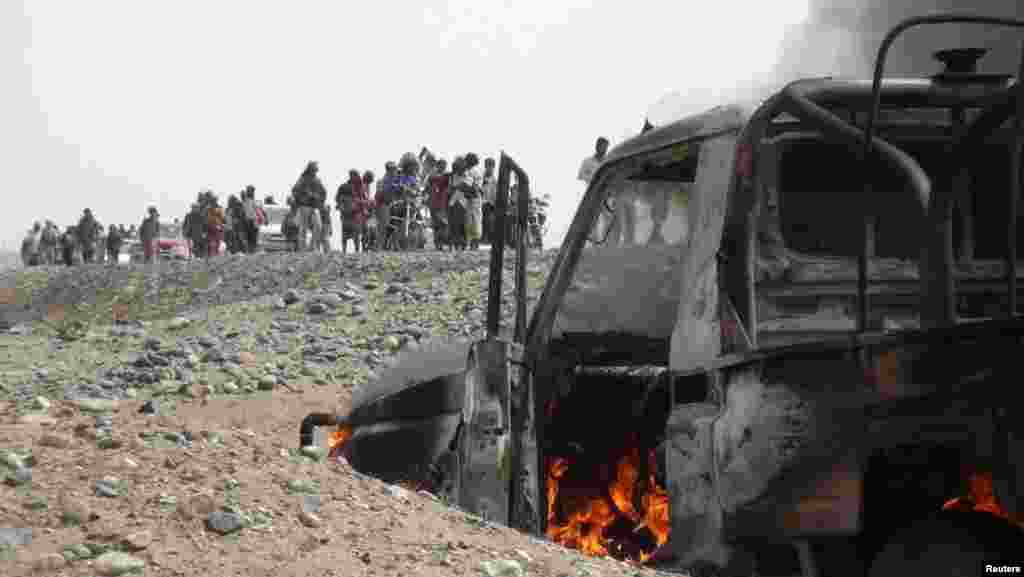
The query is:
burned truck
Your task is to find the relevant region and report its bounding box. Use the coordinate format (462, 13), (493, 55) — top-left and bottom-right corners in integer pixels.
(302, 14), (1024, 577)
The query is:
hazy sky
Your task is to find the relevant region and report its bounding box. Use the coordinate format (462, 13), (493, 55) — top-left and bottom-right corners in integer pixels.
(0, 0), (822, 252)
(4, 1), (1022, 253)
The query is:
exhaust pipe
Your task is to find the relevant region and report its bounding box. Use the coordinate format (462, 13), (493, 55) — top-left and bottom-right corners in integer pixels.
(299, 412), (346, 449)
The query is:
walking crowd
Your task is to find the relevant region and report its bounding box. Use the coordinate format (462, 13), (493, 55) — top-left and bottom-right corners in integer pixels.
(19, 147), (551, 268)
(293, 148), (547, 255)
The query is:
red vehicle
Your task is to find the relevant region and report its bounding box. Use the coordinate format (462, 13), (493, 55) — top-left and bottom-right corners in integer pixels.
(131, 221), (189, 262)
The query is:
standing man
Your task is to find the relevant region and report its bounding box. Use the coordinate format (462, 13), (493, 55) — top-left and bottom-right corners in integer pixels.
(106, 224), (123, 264)
(336, 169), (362, 254)
(577, 136), (609, 185)
(375, 162), (398, 250)
(206, 197), (226, 257)
(38, 221), (58, 265)
(242, 186), (260, 254)
(140, 207), (159, 264)
(291, 161), (326, 251)
(60, 226), (77, 266)
(427, 159), (450, 250)
(76, 209), (99, 264)
(185, 203), (205, 259)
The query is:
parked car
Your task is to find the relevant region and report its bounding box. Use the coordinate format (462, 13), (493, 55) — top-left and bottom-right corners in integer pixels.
(130, 221), (189, 262)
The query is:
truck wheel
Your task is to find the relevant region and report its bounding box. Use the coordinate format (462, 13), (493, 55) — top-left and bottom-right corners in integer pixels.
(868, 511), (1024, 577)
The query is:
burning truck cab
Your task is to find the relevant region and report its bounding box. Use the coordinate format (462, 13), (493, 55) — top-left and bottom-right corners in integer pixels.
(304, 14), (1024, 577)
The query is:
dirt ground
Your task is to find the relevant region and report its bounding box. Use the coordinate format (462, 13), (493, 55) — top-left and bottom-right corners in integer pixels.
(0, 382), (675, 577)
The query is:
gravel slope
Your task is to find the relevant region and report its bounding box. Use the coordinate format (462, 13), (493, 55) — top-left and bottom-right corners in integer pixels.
(0, 249), (694, 577)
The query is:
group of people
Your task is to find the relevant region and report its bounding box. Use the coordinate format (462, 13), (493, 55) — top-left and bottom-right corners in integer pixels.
(19, 143), (557, 268)
(21, 209), (131, 267)
(283, 148), (512, 254)
(176, 187), (268, 261)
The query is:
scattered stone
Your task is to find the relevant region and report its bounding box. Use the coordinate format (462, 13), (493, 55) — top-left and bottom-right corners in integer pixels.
(168, 316), (191, 330)
(283, 289), (302, 305)
(74, 399), (118, 413)
(32, 396), (51, 411)
(206, 510), (244, 535)
(0, 527), (32, 547)
(96, 435), (123, 450)
(139, 400), (159, 415)
(258, 374), (277, 391)
(383, 335), (401, 351)
(70, 543), (93, 559)
(301, 494), (322, 514)
(120, 529), (153, 551)
(95, 478), (121, 498)
(202, 348), (225, 363)
(480, 559), (524, 577)
(299, 511), (322, 528)
(94, 551), (146, 576)
(300, 446), (327, 461)
(286, 479), (318, 494)
(383, 484), (410, 501)
(143, 336), (162, 350)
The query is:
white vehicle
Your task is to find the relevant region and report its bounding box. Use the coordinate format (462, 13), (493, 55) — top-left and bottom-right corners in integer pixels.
(259, 204), (292, 253)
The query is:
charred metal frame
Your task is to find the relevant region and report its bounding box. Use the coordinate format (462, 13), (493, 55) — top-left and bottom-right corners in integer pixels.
(862, 15), (1024, 329)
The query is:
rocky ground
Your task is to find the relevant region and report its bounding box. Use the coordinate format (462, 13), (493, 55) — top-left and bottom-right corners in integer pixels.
(0, 250), (688, 577)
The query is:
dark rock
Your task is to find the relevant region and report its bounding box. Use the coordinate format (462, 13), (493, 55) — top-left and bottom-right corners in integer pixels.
(283, 289), (302, 305)
(306, 302), (328, 315)
(0, 527), (32, 547)
(95, 479), (119, 498)
(206, 511), (244, 535)
(139, 400), (158, 416)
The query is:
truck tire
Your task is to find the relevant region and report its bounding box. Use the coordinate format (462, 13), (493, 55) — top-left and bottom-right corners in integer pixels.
(346, 412), (462, 485)
(868, 511), (1024, 577)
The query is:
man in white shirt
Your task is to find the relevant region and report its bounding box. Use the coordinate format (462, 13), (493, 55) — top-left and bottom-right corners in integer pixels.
(577, 136), (609, 184)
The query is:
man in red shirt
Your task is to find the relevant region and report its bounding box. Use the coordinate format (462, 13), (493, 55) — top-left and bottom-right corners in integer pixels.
(427, 158), (450, 250)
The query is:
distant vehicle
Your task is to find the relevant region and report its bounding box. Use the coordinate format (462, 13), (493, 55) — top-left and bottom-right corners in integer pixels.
(130, 221), (189, 262)
(118, 237), (137, 264)
(259, 205), (292, 253)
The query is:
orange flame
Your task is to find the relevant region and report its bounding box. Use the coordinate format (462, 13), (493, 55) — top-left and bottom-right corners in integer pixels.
(546, 443), (670, 564)
(327, 425), (353, 459)
(942, 470), (1020, 525)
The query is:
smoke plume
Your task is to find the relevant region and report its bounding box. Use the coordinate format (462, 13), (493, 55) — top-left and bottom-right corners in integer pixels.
(778, 0), (1024, 80)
